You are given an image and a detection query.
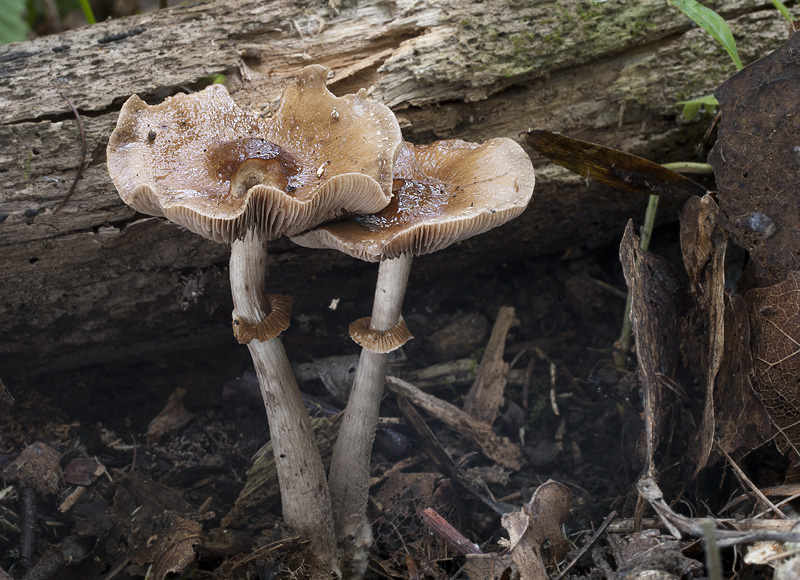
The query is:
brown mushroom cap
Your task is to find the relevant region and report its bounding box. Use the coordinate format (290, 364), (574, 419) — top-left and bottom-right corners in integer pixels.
(290, 138), (535, 261)
(107, 65), (402, 243)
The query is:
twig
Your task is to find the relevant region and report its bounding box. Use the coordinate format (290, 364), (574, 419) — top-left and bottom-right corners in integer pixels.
(53, 94), (87, 214)
(396, 397), (512, 515)
(19, 487), (37, 572)
(753, 488), (800, 519)
(396, 396), (455, 475)
(638, 477), (800, 547)
(715, 441), (786, 519)
(554, 511), (617, 580)
(421, 508), (482, 556)
(660, 162), (714, 174)
(578, 274), (628, 300)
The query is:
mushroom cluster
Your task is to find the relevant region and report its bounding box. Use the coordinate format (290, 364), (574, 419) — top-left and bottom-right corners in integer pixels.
(107, 65), (535, 577)
(108, 65), (403, 566)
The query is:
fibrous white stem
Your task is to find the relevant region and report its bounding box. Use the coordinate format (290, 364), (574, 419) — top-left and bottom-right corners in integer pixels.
(230, 232), (337, 567)
(328, 253), (413, 578)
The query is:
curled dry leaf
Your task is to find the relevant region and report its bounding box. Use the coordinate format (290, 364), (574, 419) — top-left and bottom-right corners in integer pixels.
(716, 293), (771, 453)
(680, 195), (726, 473)
(708, 32), (800, 286)
(501, 480), (572, 580)
(145, 387), (193, 443)
(463, 480), (572, 580)
(620, 222), (692, 476)
(673, 195), (769, 471)
(746, 271), (800, 457)
(149, 514), (204, 580)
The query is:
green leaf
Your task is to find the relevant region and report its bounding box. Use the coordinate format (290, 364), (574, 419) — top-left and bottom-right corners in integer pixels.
(0, 0), (29, 45)
(668, 0), (743, 70)
(681, 101), (702, 122)
(771, 0), (794, 22)
(677, 94), (720, 106)
(677, 94), (719, 121)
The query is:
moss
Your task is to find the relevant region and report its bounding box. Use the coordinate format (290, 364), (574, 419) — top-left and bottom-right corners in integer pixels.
(447, 0), (684, 86)
(511, 30), (536, 53)
(543, 30), (564, 46)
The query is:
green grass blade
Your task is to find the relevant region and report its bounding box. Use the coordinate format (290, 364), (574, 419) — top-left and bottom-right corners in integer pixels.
(771, 0), (794, 22)
(668, 0), (743, 70)
(79, 0), (96, 24)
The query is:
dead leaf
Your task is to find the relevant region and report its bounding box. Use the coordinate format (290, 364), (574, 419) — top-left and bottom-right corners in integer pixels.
(524, 130), (706, 199)
(679, 195), (726, 474)
(102, 471), (203, 577)
(746, 271), (800, 457)
(500, 480), (572, 580)
(708, 32), (800, 286)
(715, 293), (770, 453)
(149, 514), (203, 580)
(620, 221), (693, 476)
(463, 552), (515, 580)
(64, 457), (107, 486)
(678, 196), (769, 467)
(146, 387), (193, 442)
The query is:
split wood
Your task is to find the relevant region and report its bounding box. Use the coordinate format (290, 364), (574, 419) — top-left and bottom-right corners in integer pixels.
(385, 375), (524, 470)
(463, 306), (518, 424)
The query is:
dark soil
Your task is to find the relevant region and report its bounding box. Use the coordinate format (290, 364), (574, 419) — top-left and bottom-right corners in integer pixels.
(0, 221), (777, 579)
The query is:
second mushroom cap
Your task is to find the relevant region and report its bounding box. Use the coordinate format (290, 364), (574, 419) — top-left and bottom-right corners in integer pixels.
(290, 138), (536, 261)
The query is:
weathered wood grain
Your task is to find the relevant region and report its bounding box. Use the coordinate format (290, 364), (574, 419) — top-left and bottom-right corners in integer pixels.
(0, 0), (788, 377)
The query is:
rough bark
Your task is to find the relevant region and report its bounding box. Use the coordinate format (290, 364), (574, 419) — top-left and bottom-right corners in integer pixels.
(0, 0), (789, 375)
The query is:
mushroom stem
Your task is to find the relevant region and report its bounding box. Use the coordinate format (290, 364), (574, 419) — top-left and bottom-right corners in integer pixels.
(328, 252), (414, 577)
(229, 232), (337, 566)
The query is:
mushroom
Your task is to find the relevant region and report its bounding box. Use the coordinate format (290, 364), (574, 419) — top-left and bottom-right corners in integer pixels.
(3, 442), (62, 572)
(107, 65), (403, 565)
(291, 137), (535, 574)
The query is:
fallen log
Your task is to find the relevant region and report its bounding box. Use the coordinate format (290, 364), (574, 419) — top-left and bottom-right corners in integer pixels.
(0, 0), (786, 376)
